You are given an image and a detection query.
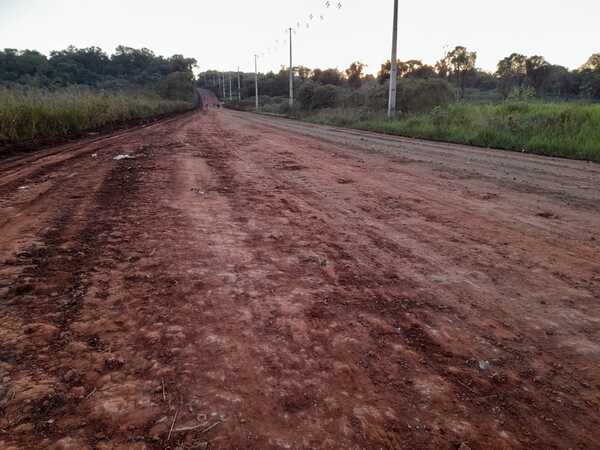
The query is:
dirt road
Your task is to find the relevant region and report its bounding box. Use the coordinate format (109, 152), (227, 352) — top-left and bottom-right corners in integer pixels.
(1, 109), (599, 450)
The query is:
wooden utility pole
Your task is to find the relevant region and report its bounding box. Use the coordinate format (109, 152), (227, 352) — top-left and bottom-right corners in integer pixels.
(254, 55), (259, 112)
(387, 0), (399, 118)
(289, 28), (294, 108)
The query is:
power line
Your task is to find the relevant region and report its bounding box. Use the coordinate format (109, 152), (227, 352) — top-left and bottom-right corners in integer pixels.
(206, 2), (347, 111)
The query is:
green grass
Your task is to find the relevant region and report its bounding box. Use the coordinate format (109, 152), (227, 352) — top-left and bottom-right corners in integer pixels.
(0, 87), (195, 146)
(329, 102), (600, 162)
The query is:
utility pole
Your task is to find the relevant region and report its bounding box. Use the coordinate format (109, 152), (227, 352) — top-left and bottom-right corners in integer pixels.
(254, 55), (259, 112)
(289, 27), (294, 108)
(237, 67), (241, 102)
(387, 0), (399, 118)
(229, 72), (232, 101)
(222, 73), (226, 99)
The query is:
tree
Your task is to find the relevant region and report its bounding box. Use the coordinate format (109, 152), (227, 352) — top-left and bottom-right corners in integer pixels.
(581, 54), (600, 71)
(157, 71), (195, 101)
(398, 60), (422, 77)
(377, 60), (394, 83)
(378, 59), (437, 83)
(443, 46), (477, 99)
(345, 61), (365, 89)
(168, 54), (197, 73)
(311, 68), (343, 86)
(496, 53), (527, 98)
(525, 55), (550, 94)
(0, 49), (48, 83)
(541, 65), (576, 97)
(0, 45), (197, 89)
(109, 46), (160, 83)
(296, 66), (311, 80)
(47, 46), (109, 85)
(404, 62), (438, 79)
(435, 58), (451, 79)
(578, 68), (600, 99)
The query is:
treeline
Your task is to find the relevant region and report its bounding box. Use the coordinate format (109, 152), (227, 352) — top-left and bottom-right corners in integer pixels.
(0, 46), (200, 148)
(199, 47), (600, 102)
(0, 46), (197, 89)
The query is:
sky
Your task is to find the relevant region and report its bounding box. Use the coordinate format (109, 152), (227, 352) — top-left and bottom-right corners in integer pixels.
(0, 0), (598, 75)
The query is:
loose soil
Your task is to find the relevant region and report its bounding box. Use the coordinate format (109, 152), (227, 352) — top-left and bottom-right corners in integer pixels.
(1, 108), (599, 450)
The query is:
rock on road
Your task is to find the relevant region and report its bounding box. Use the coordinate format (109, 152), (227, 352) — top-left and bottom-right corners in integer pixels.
(0, 109), (599, 450)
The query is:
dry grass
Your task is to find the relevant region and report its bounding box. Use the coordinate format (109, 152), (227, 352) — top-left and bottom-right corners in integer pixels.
(0, 86), (194, 145)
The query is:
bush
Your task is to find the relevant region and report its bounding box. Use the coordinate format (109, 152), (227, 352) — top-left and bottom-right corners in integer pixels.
(297, 81), (340, 111)
(363, 78), (454, 114)
(297, 81), (316, 110)
(397, 78), (455, 113)
(312, 84), (339, 109)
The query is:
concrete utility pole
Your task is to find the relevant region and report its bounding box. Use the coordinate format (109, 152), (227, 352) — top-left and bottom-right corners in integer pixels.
(237, 67), (241, 102)
(229, 73), (232, 101)
(289, 27), (294, 108)
(387, 0), (399, 118)
(254, 55), (259, 112)
(222, 73), (226, 99)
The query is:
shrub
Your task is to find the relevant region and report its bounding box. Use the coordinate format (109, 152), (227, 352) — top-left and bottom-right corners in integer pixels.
(396, 79), (455, 113)
(297, 81), (340, 111)
(311, 84), (339, 109)
(297, 81), (316, 111)
(364, 79), (454, 114)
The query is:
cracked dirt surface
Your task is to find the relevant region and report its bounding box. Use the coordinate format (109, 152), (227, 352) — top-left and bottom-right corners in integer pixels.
(0, 109), (599, 450)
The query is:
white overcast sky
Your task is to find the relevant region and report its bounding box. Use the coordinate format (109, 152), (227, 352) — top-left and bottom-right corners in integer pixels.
(0, 0), (598, 74)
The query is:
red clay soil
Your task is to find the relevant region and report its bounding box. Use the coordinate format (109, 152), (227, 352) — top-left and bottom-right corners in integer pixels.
(0, 109), (599, 450)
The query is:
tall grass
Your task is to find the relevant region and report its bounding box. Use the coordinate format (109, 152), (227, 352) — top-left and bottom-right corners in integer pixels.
(0, 87), (194, 146)
(331, 102), (600, 162)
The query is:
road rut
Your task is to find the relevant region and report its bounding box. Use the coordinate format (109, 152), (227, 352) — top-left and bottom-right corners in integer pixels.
(0, 109), (599, 450)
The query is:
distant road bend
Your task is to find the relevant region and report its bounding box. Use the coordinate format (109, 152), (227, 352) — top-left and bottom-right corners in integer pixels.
(1, 104), (599, 450)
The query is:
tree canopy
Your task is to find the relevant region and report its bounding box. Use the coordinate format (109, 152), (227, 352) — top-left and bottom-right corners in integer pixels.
(0, 46), (197, 88)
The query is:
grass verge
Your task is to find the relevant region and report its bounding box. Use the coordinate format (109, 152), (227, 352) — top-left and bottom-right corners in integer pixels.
(352, 102), (600, 162)
(0, 87), (195, 147)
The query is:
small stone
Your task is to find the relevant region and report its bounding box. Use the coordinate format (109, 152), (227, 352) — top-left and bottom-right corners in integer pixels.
(104, 357), (125, 370)
(458, 443), (472, 450)
(70, 387), (86, 399)
(50, 437), (91, 450)
(63, 370), (78, 383)
(13, 423), (34, 433)
(491, 373), (507, 384)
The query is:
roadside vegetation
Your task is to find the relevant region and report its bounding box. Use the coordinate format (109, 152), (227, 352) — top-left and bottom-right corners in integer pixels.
(355, 102), (600, 162)
(0, 47), (198, 147)
(203, 48), (600, 162)
(0, 87), (194, 145)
